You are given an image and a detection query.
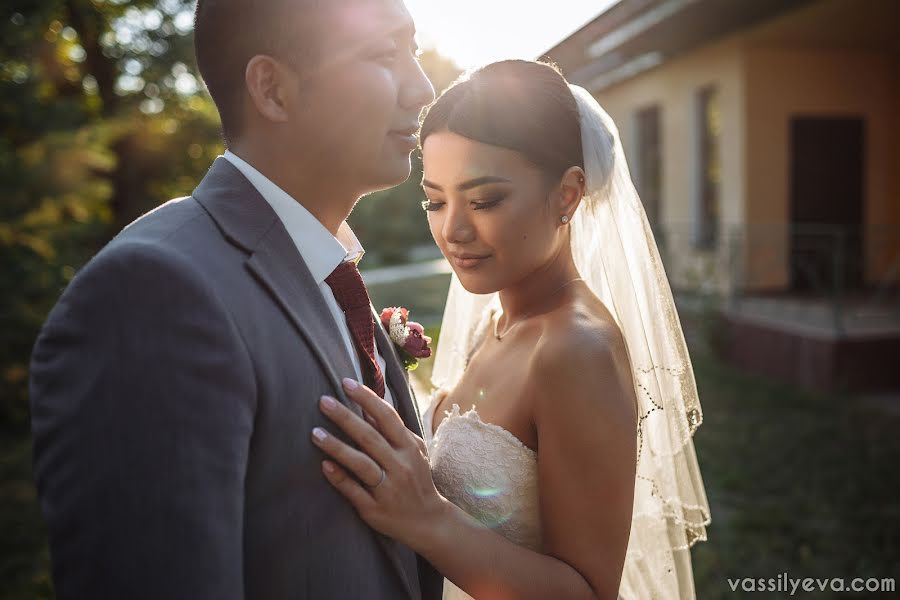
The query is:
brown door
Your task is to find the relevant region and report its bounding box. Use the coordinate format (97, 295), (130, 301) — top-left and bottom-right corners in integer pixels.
(789, 117), (865, 292)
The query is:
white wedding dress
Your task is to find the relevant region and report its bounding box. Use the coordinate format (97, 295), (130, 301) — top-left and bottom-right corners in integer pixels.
(422, 386), (542, 600)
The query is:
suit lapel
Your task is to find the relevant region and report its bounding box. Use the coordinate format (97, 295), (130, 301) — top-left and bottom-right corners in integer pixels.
(245, 235), (358, 404)
(371, 311), (428, 597)
(193, 158), (358, 409)
(193, 158), (418, 600)
(249, 247), (421, 600)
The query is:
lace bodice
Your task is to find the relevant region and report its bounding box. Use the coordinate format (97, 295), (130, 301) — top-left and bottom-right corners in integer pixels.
(423, 389), (542, 553)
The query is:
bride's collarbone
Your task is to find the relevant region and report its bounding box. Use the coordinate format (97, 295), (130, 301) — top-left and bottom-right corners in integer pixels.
(472, 320), (541, 364)
(430, 312), (560, 444)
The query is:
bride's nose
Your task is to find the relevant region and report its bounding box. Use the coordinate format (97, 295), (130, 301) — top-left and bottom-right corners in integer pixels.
(443, 208), (477, 245)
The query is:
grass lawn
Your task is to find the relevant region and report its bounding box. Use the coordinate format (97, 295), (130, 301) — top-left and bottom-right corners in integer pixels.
(687, 352), (899, 597)
(0, 433), (52, 599)
(3, 274), (897, 598)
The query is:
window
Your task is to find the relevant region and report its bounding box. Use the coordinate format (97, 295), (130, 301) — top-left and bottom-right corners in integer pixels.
(633, 105), (662, 230)
(693, 85), (720, 250)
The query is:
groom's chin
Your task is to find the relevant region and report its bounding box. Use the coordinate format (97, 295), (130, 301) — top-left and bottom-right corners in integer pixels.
(365, 155), (414, 192)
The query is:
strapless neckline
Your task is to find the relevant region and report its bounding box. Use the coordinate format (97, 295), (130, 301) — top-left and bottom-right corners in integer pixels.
(424, 389), (543, 562)
(432, 403), (537, 458)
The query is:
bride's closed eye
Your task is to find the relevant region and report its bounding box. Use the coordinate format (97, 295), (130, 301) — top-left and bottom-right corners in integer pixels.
(471, 195), (505, 210)
(421, 195), (506, 212)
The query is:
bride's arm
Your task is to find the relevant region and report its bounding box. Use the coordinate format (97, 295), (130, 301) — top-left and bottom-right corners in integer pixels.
(312, 324), (636, 600)
(533, 323), (637, 597)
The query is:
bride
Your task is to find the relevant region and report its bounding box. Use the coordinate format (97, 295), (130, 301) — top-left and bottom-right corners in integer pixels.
(311, 60), (710, 599)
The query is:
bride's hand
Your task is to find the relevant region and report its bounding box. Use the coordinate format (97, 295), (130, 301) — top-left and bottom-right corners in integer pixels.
(312, 378), (450, 546)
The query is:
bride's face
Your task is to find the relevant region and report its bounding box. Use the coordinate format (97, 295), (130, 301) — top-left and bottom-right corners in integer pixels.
(421, 131), (569, 294)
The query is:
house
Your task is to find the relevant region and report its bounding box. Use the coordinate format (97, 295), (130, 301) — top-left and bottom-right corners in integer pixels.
(545, 0), (900, 393)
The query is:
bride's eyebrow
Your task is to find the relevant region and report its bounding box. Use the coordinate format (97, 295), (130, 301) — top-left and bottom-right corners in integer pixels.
(422, 176), (511, 192)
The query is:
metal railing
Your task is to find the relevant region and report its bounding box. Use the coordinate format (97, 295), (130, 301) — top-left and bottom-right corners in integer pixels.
(653, 223), (900, 337)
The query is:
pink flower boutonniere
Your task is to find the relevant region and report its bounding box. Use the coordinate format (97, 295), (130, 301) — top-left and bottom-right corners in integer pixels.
(380, 307), (432, 371)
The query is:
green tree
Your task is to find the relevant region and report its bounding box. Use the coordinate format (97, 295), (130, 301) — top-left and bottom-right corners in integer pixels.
(1, 0), (223, 430)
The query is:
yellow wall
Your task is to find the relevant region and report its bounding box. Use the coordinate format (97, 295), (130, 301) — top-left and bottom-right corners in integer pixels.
(593, 38), (747, 291)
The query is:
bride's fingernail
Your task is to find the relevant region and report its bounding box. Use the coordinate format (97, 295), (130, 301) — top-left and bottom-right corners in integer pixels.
(312, 427), (328, 441)
(321, 396), (337, 410)
(342, 378), (359, 391)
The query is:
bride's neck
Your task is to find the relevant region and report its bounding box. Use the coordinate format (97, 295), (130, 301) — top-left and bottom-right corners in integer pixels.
(498, 245), (581, 321)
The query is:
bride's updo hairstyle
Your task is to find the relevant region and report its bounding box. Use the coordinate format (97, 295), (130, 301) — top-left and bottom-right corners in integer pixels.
(419, 60), (584, 185)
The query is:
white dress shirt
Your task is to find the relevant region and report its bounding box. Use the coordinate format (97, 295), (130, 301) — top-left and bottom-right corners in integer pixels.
(223, 151), (395, 408)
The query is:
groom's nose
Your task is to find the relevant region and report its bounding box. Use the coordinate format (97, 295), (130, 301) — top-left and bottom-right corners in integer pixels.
(399, 54), (435, 111)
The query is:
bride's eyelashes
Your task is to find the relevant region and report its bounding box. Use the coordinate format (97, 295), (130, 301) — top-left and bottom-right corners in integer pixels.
(420, 196), (506, 212)
(471, 196), (505, 210)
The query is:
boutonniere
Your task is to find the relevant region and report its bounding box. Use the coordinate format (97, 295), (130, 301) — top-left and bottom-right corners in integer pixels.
(380, 307), (433, 371)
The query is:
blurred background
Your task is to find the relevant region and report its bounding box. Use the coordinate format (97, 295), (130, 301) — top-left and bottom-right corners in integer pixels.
(2, 0), (898, 597)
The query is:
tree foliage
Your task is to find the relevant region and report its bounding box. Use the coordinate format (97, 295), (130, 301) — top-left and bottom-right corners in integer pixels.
(1, 0), (224, 431)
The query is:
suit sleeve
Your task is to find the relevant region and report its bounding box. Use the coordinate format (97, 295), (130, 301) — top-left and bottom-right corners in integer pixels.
(29, 242), (256, 600)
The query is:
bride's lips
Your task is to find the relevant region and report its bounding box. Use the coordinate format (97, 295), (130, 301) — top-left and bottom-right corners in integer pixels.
(388, 127), (418, 150)
(449, 252), (492, 269)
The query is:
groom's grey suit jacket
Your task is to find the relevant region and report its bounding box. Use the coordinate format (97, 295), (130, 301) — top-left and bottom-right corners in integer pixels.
(30, 158), (443, 600)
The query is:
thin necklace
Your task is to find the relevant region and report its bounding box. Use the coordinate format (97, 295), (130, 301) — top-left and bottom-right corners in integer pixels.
(493, 278), (584, 340)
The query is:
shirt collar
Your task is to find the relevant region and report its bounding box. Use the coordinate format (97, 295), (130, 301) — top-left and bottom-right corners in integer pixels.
(223, 150), (365, 284)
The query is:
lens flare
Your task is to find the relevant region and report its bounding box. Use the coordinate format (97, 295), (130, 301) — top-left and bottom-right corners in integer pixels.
(464, 482), (513, 527)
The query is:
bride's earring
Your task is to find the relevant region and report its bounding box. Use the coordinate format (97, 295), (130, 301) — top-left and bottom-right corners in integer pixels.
(560, 215), (570, 224)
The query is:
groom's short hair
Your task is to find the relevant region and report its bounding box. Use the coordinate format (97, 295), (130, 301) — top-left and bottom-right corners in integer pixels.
(193, 0), (321, 145)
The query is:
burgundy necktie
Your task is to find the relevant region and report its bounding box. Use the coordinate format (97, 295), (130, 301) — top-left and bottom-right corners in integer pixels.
(325, 261), (386, 399)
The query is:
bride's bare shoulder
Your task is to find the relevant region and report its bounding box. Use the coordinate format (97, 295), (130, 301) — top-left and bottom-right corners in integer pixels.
(536, 294), (626, 362)
(527, 295), (636, 418)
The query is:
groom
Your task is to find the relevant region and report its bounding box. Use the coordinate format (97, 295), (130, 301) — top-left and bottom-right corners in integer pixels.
(29, 0), (437, 598)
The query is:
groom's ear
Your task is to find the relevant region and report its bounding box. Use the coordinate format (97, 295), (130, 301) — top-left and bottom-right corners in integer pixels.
(245, 55), (291, 124)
